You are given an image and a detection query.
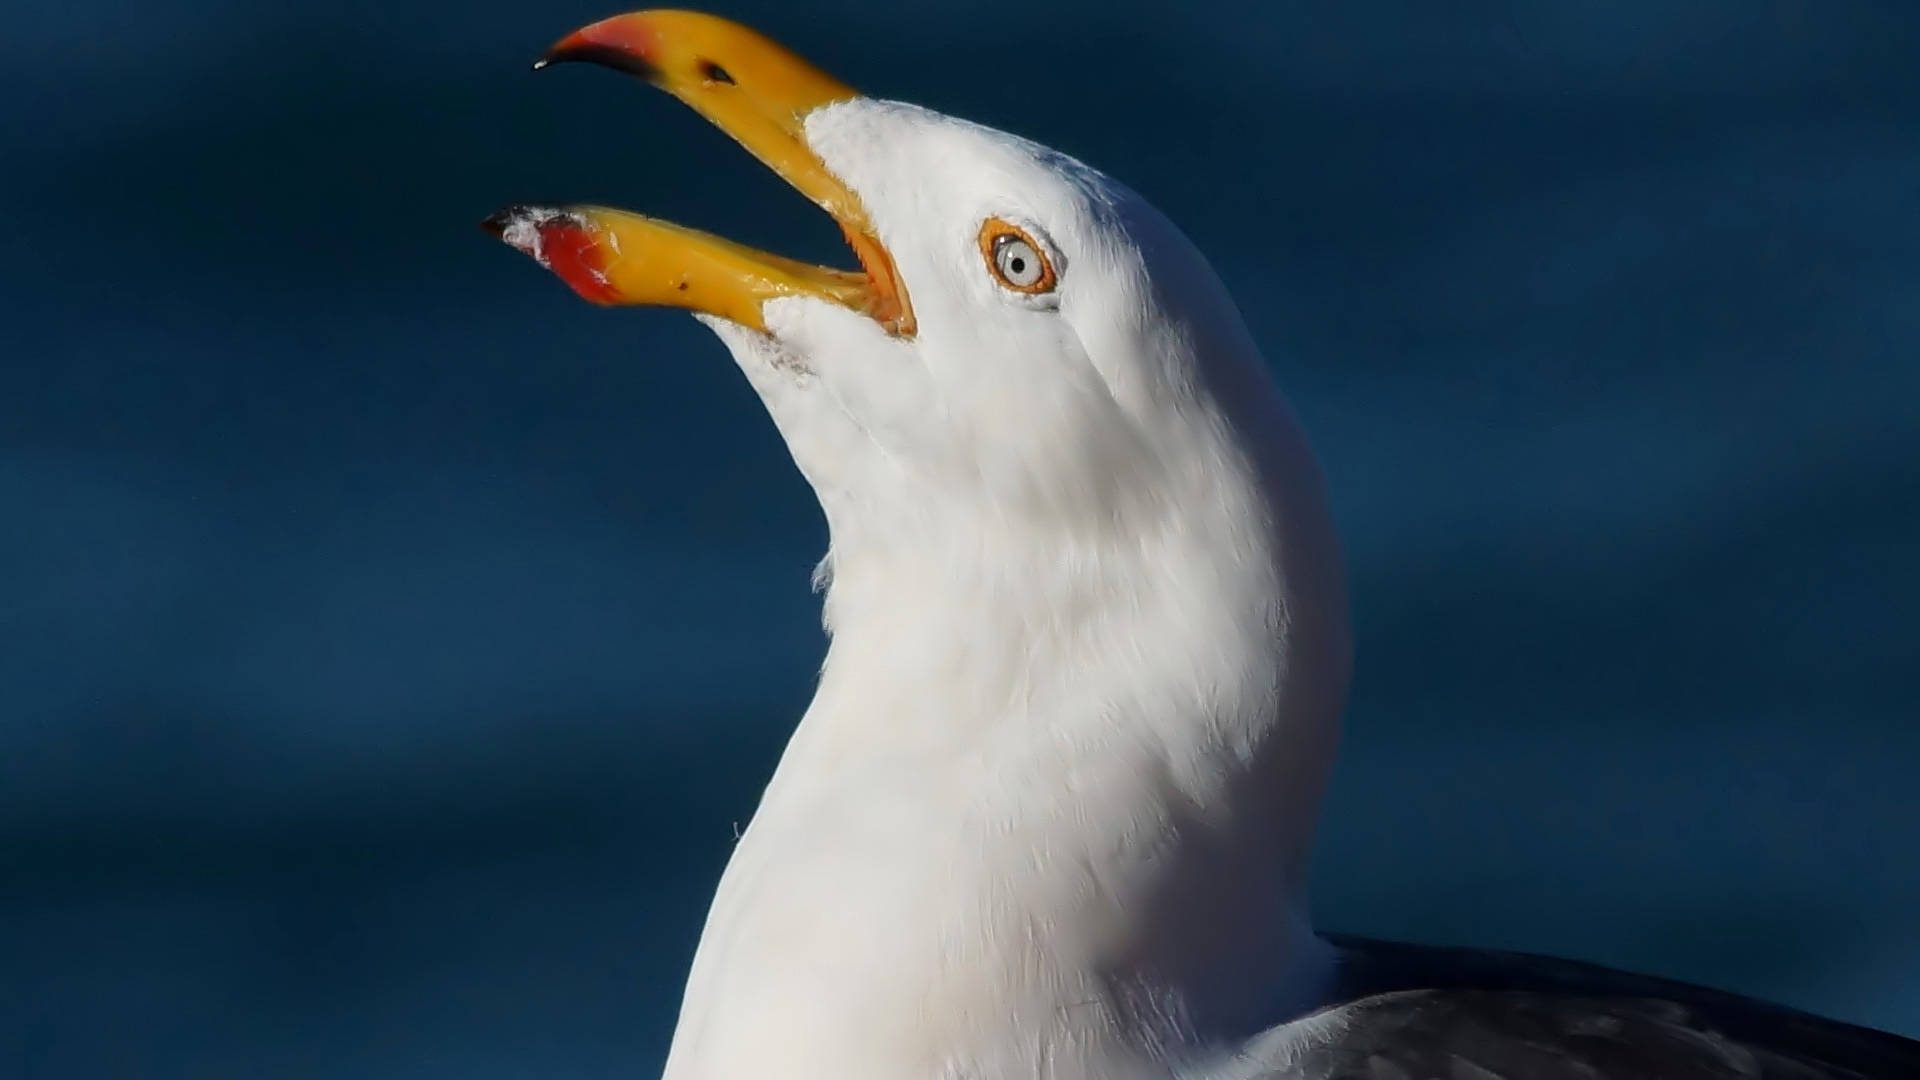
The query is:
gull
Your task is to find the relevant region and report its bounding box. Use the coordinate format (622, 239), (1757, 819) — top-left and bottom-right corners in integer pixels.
(484, 11), (1919, 1079)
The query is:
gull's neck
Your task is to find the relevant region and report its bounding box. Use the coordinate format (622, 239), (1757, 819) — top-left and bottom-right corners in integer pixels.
(662, 409), (1349, 1079)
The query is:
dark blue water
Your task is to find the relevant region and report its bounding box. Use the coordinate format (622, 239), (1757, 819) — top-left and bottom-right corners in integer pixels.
(4, 2), (1916, 1075)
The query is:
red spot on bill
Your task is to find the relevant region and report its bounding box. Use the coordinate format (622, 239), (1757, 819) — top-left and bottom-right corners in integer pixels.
(536, 218), (622, 305)
(483, 206), (623, 306)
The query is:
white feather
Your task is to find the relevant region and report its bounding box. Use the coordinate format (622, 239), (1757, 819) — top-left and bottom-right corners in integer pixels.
(662, 97), (1351, 1080)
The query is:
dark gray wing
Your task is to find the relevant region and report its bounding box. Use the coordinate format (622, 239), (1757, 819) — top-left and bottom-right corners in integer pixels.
(1258, 935), (1920, 1080)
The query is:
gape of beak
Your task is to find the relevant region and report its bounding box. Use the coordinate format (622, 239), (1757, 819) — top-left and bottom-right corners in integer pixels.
(485, 9), (915, 336)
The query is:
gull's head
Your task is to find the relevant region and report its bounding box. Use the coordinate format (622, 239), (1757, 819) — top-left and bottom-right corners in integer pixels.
(486, 10), (1321, 556)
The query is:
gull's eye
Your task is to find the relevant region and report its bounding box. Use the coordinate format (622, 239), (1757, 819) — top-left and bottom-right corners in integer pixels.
(978, 218), (1057, 294)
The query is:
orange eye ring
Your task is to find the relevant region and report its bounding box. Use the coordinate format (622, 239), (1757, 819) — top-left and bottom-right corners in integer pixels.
(977, 218), (1058, 294)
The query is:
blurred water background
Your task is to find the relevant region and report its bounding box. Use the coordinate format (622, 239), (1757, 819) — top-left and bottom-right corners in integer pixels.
(3, 1), (1917, 1076)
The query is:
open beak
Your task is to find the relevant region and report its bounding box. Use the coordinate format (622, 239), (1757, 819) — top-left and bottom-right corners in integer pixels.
(483, 10), (915, 337)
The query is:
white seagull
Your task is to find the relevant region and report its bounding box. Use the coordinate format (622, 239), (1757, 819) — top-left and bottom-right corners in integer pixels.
(485, 11), (1918, 1079)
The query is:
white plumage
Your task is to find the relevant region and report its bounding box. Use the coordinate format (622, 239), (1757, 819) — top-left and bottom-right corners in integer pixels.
(663, 98), (1349, 1080)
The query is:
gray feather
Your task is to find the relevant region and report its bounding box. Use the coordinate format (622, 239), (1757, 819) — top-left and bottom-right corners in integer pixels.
(1237, 937), (1920, 1080)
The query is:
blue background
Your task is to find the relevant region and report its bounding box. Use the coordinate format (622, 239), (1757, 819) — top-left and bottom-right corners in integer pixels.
(4, 1), (1917, 1075)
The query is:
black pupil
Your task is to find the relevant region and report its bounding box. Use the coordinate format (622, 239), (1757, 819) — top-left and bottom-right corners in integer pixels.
(995, 235), (1043, 284)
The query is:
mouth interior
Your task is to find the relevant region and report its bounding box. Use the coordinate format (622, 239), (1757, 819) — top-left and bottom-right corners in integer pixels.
(834, 223), (912, 335)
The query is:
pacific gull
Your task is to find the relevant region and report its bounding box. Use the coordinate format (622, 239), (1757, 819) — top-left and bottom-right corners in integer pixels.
(483, 11), (1919, 1078)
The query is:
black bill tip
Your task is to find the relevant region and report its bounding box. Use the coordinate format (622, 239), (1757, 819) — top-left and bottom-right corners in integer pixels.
(533, 42), (662, 81)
